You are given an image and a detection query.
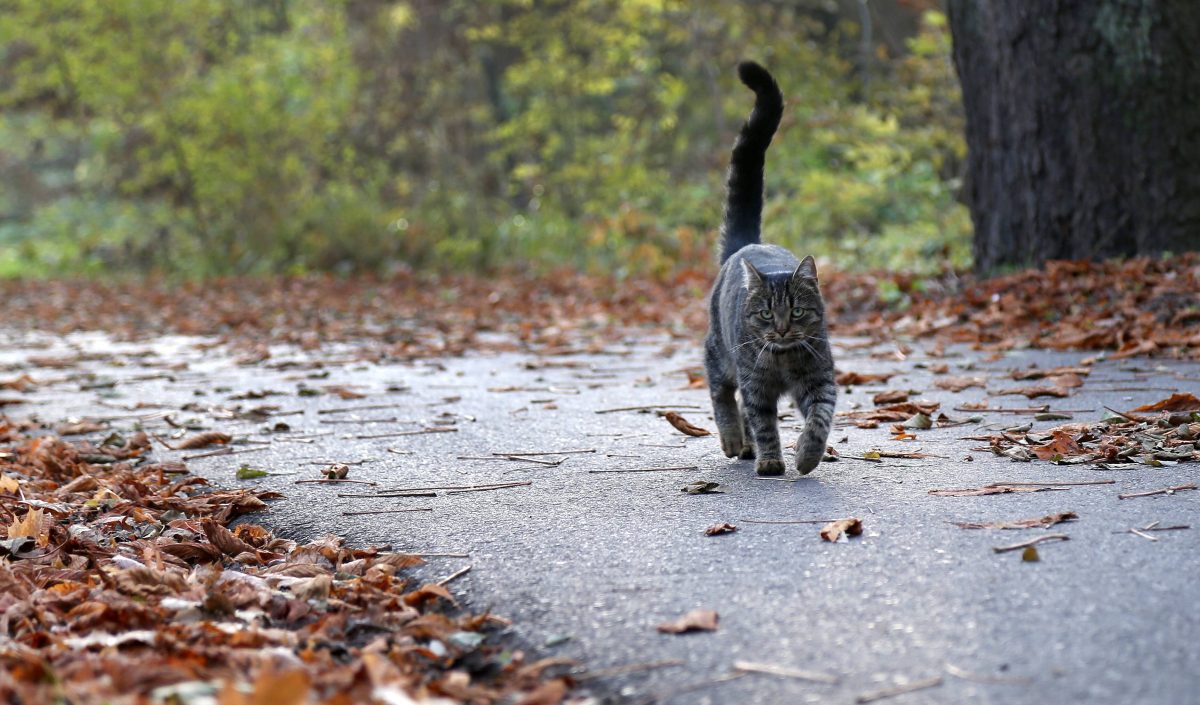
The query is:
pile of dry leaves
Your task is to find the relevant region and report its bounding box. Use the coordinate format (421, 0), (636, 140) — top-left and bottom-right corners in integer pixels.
(0, 419), (571, 705)
(967, 393), (1200, 466)
(841, 255), (1200, 359)
(3, 255), (1198, 360)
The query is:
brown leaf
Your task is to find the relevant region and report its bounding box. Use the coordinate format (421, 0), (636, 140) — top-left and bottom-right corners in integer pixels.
(159, 541), (224, 563)
(992, 384), (1070, 399)
(1011, 366), (1091, 380)
(662, 411), (711, 437)
(933, 376), (987, 392)
(172, 431), (232, 450)
(705, 522), (738, 536)
(872, 390), (909, 405)
(516, 678), (570, 705)
(819, 518), (863, 542)
(1132, 393), (1200, 412)
(6, 508), (51, 547)
(323, 463), (350, 479)
(403, 583), (457, 607)
(1030, 430), (1087, 460)
(836, 371), (895, 386)
(954, 512), (1078, 530)
(657, 608), (719, 634)
(324, 385), (367, 400)
(202, 518), (257, 559)
(929, 485), (1055, 497)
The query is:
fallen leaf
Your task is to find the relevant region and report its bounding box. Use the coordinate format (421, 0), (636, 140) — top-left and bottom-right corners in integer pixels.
(0, 474), (18, 493)
(236, 465), (269, 480)
(516, 678), (570, 705)
(933, 376), (986, 392)
(992, 385), (1070, 399)
(1011, 366), (1091, 380)
(705, 522), (738, 536)
(403, 583), (457, 607)
(1132, 393), (1200, 412)
(836, 371), (895, 386)
(657, 608), (719, 634)
(953, 511), (1078, 530)
(681, 481), (724, 495)
(872, 390), (909, 405)
(172, 431), (232, 450)
(661, 411), (711, 437)
(1022, 546), (1040, 562)
(929, 485), (1055, 497)
(6, 508), (50, 547)
(819, 518), (863, 542)
(902, 412), (932, 429)
(324, 463), (350, 479)
(324, 385), (367, 400)
(1030, 430), (1086, 460)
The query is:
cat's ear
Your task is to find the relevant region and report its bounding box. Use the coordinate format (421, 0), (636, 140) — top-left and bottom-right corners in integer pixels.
(741, 259), (764, 290)
(792, 255), (818, 283)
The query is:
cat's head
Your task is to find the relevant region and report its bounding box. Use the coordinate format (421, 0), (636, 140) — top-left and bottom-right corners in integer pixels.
(740, 255), (825, 350)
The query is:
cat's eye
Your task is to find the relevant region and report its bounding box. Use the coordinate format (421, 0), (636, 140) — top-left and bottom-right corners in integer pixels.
(758, 310), (774, 321)
(791, 306), (807, 318)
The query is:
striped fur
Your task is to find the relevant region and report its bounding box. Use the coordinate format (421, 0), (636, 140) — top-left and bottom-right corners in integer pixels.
(704, 62), (836, 477)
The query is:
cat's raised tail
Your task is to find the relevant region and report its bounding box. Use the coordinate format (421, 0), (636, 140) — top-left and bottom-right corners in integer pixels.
(719, 61), (784, 264)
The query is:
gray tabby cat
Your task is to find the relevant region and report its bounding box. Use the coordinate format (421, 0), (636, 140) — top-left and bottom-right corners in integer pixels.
(704, 61), (836, 477)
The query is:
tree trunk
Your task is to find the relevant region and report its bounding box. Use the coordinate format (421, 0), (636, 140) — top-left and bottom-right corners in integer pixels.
(947, 1), (1200, 273)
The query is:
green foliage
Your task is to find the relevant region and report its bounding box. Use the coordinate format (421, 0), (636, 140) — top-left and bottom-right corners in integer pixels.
(0, 1), (968, 277)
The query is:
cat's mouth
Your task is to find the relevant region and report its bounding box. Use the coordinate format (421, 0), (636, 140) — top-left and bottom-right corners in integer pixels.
(764, 339), (803, 352)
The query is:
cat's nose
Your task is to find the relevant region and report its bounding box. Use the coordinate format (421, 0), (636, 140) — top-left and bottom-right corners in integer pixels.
(775, 322), (789, 335)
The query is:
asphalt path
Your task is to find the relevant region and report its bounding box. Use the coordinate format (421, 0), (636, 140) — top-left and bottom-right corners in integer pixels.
(3, 329), (1198, 705)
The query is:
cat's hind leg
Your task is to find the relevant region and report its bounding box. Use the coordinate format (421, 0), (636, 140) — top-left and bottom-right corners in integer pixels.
(706, 349), (748, 459)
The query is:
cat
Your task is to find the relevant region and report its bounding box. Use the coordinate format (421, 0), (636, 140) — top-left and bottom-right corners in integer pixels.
(704, 61), (836, 477)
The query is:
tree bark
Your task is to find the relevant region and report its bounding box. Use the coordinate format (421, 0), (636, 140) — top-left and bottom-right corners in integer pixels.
(947, 1), (1200, 273)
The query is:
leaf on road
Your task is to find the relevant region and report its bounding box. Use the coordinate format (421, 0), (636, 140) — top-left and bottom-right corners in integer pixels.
(324, 385), (367, 400)
(872, 389), (910, 405)
(236, 465), (269, 480)
(403, 583), (458, 607)
(705, 522), (738, 536)
(841, 401), (939, 423)
(933, 376), (986, 392)
(953, 511), (1078, 530)
(6, 508), (51, 547)
(1132, 393), (1200, 412)
(992, 384), (1070, 399)
(1011, 366), (1091, 381)
(172, 431), (232, 450)
(836, 371), (895, 386)
(323, 463), (350, 479)
(902, 412), (932, 429)
(661, 411), (711, 437)
(515, 678), (570, 705)
(1030, 430), (1086, 460)
(657, 609), (719, 634)
(681, 481), (725, 495)
(819, 518), (863, 542)
(929, 485), (1055, 497)
(1022, 546), (1040, 562)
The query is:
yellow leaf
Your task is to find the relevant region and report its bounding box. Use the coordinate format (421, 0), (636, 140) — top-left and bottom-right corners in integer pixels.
(0, 474), (18, 493)
(7, 508), (50, 547)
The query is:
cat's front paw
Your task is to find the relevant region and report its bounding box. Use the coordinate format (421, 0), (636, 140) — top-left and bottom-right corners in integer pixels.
(738, 445), (755, 460)
(755, 458), (785, 476)
(719, 432), (746, 458)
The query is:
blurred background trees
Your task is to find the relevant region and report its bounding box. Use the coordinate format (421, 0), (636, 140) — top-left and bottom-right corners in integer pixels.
(0, 0), (966, 278)
(947, 1), (1200, 272)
